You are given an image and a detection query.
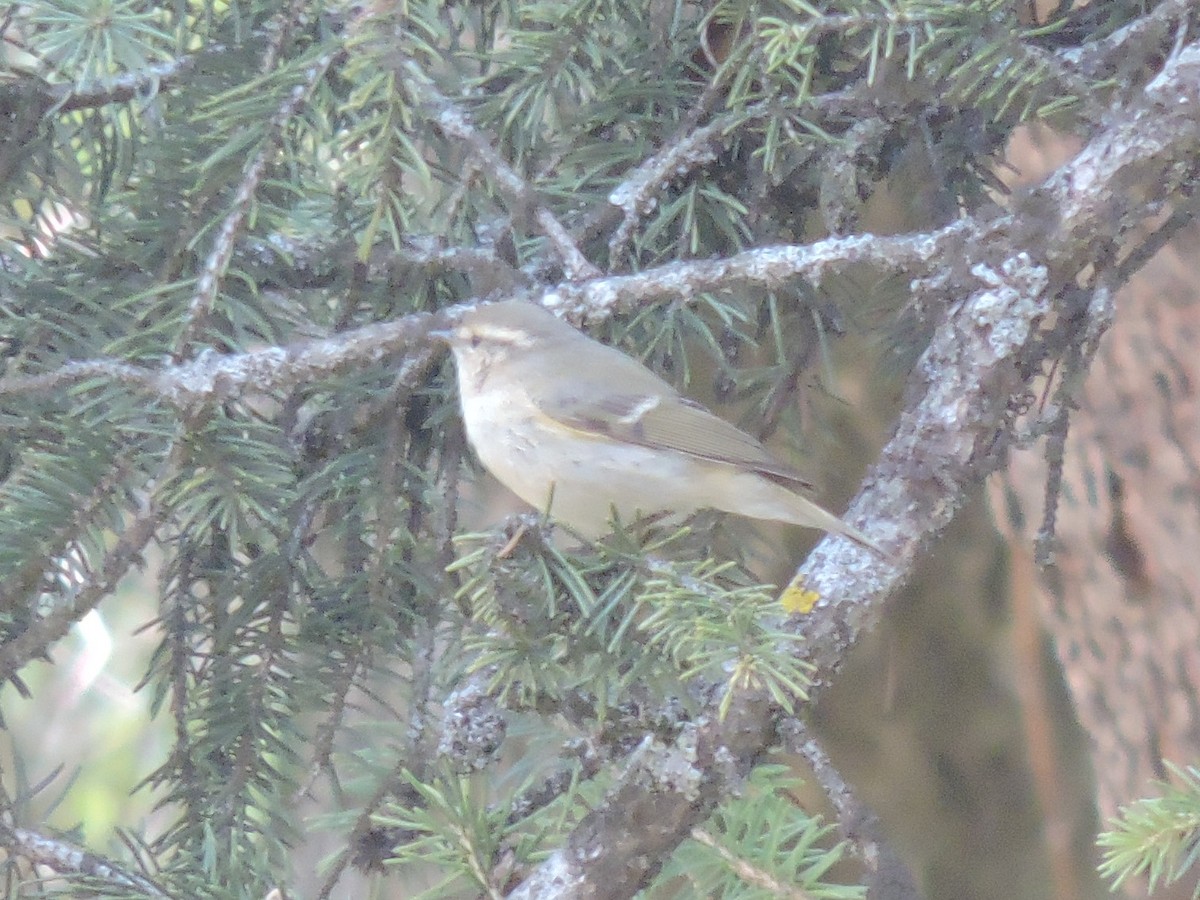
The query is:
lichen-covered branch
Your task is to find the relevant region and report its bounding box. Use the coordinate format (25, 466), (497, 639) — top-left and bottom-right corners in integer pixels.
(0, 229), (956, 408)
(0, 825), (167, 897)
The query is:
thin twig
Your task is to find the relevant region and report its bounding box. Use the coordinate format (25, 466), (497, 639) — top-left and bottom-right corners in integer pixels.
(172, 43), (341, 359)
(548, 225), (965, 318)
(689, 827), (813, 900)
(0, 359), (158, 399)
(779, 718), (893, 873)
(607, 106), (757, 263)
(237, 232), (527, 294)
(0, 55), (200, 117)
(1, 826), (168, 897)
(1058, 0), (1191, 84)
(398, 58), (601, 281)
(605, 88), (877, 264)
(1035, 402), (1071, 567)
(0, 450), (136, 616)
(0, 439), (184, 682)
(501, 738), (606, 826)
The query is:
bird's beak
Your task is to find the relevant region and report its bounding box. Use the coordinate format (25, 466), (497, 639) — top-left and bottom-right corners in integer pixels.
(428, 327), (454, 343)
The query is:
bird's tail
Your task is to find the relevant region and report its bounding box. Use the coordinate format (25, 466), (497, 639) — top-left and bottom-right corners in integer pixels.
(780, 493), (895, 563)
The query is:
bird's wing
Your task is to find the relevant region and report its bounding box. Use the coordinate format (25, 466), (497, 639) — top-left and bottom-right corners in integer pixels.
(535, 387), (815, 492)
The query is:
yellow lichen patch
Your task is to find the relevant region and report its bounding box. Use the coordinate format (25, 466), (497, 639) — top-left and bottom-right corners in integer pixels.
(779, 580), (819, 614)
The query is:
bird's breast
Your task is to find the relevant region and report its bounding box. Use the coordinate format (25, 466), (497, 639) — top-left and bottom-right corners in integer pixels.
(459, 384), (718, 535)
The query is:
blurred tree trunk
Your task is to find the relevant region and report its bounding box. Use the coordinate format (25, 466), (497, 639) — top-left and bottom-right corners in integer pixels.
(997, 225), (1200, 824)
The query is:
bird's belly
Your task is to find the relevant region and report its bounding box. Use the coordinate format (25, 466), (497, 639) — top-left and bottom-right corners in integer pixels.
(462, 392), (702, 536)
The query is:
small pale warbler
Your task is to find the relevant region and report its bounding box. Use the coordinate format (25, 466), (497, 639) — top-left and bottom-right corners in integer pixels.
(437, 300), (888, 557)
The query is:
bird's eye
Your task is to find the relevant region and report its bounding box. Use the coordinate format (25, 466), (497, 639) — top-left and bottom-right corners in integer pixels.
(469, 334), (482, 348)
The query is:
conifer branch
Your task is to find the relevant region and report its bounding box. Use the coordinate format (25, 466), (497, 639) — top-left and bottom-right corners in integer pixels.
(234, 233), (528, 294)
(501, 737), (607, 826)
(173, 45), (341, 359)
(0, 825), (168, 897)
(605, 90), (869, 258)
(0, 451), (137, 617)
(0, 56), (199, 117)
(1061, 0), (1192, 83)
(0, 359), (159, 397)
(315, 755), (411, 899)
(389, 242), (529, 294)
(780, 716), (918, 895)
(607, 104), (764, 263)
(0, 439), (183, 683)
(1013, 39), (1106, 125)
(688, 827), (812, 900)
(397, 57), (601, 281)
(0, 230), (954, 406)
(1098, 762), (1200, 895)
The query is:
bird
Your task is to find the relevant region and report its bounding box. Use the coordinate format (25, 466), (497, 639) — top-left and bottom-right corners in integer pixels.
(437, 299), (889, 558)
